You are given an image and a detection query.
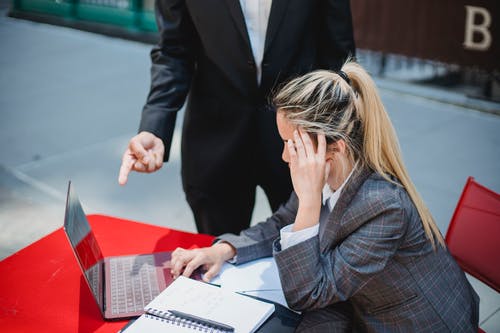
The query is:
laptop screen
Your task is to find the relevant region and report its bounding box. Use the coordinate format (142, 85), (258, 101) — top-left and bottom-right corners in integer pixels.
(63, 182), (104, 312)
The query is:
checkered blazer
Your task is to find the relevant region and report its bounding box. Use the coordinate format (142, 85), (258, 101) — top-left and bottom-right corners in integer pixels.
(218, 166), (479, 332)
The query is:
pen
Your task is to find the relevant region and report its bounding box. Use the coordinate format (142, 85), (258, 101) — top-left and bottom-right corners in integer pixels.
(199, 278), (221, 288)
(168, 309), (235, 332)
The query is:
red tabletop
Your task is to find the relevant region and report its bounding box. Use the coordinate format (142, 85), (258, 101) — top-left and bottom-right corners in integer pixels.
(0, 214), (214, 333)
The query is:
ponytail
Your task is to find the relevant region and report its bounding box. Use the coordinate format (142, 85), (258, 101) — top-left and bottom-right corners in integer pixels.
(274, 61), (444, 248)
(343, 62), (444, 248)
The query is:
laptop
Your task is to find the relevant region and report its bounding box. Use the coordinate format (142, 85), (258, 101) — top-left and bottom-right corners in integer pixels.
(63, 181), (201, 320)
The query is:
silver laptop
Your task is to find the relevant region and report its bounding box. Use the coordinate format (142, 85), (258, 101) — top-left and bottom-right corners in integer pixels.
(63, 181), (201, 320)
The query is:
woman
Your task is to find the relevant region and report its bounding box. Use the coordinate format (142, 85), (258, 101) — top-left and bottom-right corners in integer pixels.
(170, 61), (479, 332)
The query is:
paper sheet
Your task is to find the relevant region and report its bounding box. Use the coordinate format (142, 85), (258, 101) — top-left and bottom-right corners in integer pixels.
(209, 257), (289, 308)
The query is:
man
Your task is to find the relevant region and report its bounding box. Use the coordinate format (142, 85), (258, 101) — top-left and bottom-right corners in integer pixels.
(118, 0), (355, 235)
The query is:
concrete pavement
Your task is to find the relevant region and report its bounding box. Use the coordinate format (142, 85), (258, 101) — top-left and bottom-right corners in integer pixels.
(1, 13), (499, 330)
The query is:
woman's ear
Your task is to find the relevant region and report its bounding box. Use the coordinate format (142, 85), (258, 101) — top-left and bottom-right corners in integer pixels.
(326, 139), (347, 161)
(335, 139), (347, 154)
(326, 139), (346, 159)
(325, 148), (334, 161)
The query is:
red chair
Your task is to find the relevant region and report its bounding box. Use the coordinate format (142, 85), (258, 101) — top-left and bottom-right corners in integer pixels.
(445, 177), (500, 333)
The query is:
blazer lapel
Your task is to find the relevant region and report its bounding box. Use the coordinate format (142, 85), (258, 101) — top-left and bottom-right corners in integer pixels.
(320, 166), (373, 253)
(264, 0), (289, 55)
(223, 0), (252, 52)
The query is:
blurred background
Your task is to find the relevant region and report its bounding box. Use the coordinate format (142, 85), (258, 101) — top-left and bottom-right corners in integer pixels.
(7, 0), (500, 102)
(0, 0), (499, 329)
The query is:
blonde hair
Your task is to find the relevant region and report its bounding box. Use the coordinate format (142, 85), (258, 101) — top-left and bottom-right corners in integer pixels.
(273, 61), (444, 248)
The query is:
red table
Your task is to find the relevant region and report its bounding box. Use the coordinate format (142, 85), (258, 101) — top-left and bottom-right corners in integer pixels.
(0, 215), (214, 333)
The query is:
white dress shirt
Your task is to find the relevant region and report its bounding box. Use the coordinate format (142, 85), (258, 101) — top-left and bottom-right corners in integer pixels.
(280, 167), (357, 250)
(239, 0), (272, 85)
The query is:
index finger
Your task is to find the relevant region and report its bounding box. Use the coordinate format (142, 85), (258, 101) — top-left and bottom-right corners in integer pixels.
(170, 253), (189, 278)
(171, 248), (194, 278)
(118, 150), (135, 185)
(287, 139), (298, 165)
(293, 130), (307, 160)
(182, 256), (203, 278)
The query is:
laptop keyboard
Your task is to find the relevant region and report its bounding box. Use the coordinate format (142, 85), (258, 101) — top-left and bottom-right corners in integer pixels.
(85, 263), (101, 302)
(109, 256), (161, 315)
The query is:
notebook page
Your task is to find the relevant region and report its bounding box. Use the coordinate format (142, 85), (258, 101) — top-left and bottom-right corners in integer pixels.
(145, 276), (274, 333)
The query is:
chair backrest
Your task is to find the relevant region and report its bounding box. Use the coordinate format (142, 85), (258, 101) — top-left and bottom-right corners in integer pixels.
(445, 177), (500, 293)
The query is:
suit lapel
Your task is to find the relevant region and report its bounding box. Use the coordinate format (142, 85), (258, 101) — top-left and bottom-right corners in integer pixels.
(264, 0), (289, 54)
(320, 166), (373, 253)
(223, 0), (252, 52)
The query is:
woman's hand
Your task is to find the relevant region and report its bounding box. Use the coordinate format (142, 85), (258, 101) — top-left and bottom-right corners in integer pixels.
(288, 129), (329, 204)
(287, 129), (329, 231)
(170, 242), (236, 282)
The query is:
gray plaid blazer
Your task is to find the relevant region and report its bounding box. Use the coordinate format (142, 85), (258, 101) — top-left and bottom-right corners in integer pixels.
(218, 167), (479, 332)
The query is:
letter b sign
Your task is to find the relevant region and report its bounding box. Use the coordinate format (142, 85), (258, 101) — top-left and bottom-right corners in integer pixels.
(463, 6), (492, 51)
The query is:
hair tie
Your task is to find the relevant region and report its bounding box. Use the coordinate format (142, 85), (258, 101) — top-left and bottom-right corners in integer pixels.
(337, 70), (351, 85)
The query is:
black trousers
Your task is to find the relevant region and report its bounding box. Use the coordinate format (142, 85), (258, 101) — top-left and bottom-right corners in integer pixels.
(184, 108), (293, 236)
(184, 166), (292, 235)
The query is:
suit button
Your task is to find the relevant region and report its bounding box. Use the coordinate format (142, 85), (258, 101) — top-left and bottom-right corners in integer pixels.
(247, 60), (255, 69)
(263, 63), (269, 67)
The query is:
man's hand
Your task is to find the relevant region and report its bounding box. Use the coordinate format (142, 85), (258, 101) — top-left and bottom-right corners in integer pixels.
(118, 131), (165, 185)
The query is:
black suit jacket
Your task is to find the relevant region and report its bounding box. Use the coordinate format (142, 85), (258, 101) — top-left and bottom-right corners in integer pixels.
(139, 0), (355, 190)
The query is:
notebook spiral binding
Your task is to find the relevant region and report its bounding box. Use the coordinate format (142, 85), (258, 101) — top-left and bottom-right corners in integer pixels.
(146, 308), (229, 333)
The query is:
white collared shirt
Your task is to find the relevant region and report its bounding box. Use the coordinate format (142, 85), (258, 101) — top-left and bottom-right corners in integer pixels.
(239, 0), (272, 85)
(280, 167), (357, 250)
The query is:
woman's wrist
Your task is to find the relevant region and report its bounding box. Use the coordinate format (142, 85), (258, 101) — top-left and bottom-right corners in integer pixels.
(214, 242), (237, 261)
(293, 200), (321, 231)
(296, 192), (322, 207)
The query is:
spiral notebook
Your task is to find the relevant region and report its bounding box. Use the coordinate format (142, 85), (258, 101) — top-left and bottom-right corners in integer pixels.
(122, 276), (275, 333)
